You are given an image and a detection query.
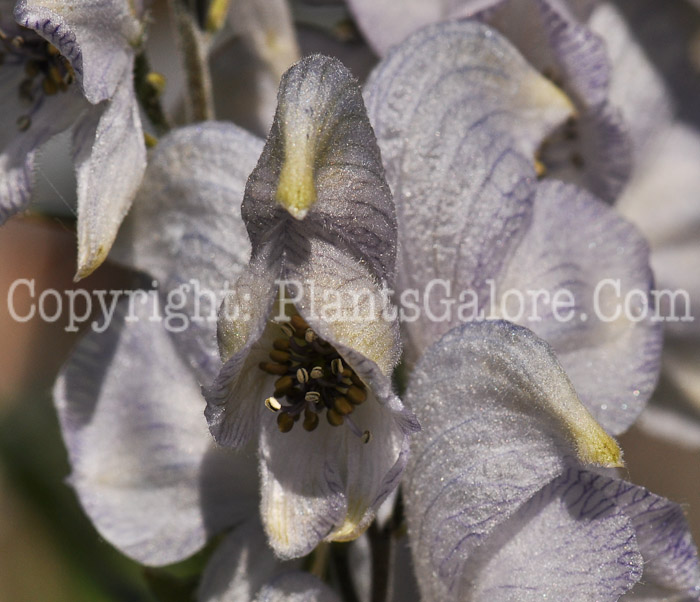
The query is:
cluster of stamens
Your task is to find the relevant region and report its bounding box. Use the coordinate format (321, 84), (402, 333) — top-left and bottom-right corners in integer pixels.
(0, 24), (75, 132)
(259, 314), (371, 443)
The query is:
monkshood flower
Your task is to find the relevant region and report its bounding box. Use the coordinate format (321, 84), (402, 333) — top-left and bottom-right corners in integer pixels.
(54, 122), (342, 599)
(364, 20), (661, 436)
(1, 0), (147, 279)
(202, 53), (419, 559)
(348, 0), (640, 202)
(404, 320), (700, 601)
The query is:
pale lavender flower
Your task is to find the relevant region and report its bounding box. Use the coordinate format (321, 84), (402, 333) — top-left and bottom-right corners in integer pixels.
(364, 19), (661, 435)
(1, 0), (147, 279)
(404, 320), (700, 601)
(202, 53), (419, 559)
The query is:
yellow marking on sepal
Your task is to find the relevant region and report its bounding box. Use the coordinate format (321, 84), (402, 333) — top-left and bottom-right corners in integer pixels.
(275, 139), (317, 220)
(523, 70), (576, 118)
(145, 72), (166, 96)
(571, 422), (623, 468)
(144, 132), (158, 148)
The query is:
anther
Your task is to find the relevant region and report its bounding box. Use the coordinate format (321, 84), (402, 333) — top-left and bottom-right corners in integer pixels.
(273, 338), (290, 351)
(334, 397), (354, 416)
(277, 412), (295, 433)
(259, 361), (287, 375)
(305, 391), (321, 403)
(274, 375), (294, 393)
(347, 386), (367, 405)
(309, 366), (324, 379)
(291, 314), (308, 334)
(303, 409), (319, 432)
(269, 349), (290, 363)
(296, 368), (309, 383)
(11, 36), (24, 49)
(326, 408), (344, 427)
(265, 396), (282, 412)
(362, 431), (371, 444)
(304, 328), (317, 343)
(42, 77), (58, 95)
(47, 43), (60, 56)
(24, 60), (39, 77)
(331, 358), (344, 375)
(279, 323), (294, 338)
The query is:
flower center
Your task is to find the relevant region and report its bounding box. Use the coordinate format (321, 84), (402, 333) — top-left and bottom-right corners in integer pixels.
(259, 313), (371, 442)
(0, 23), (75, 132)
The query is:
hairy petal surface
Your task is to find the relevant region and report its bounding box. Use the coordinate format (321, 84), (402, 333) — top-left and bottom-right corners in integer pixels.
(364, 19), (572, 364)
(15, 0), (143, 103)
(116, 122), (262, 383)
(460, 467), (642, 601)
(55, 301), (257, 566)
(404, 320), (622, 600)
(73, 63), (146, 279)
(498, 179), (661, 434)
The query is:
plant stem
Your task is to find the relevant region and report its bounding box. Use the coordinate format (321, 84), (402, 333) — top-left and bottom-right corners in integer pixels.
(167, 0), (214, 122)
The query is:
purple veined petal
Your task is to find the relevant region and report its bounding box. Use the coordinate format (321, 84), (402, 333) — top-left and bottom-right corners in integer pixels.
(617, 124), (700, 341)
(587, 2), (673, 160)
(198, 519), (299, 602)
(242, 54), (397, 284)
(462, 0), (633, 201)
(73, 61), (146, 280)
(55, 299), (258, 566)
(576, 472), (700, 599)
(496, 179), (662, 435)
(15, 0), (143, 104)
(364, 19), (572, 364)
(459, 466), (642, 601)
(115, 122), (262, 384)
(255, 571), (341, 602)
(0, 54), (86, 224)
(404, 320), (621, 600)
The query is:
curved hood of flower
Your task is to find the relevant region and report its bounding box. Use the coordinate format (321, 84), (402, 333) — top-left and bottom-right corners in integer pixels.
(403, 320), (700, 601)
(203, 54), (419, 559)
(364, 19), (661, 436)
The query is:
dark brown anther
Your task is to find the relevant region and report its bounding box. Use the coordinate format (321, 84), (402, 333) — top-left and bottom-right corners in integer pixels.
(269, 349), (290, 363)
(277, 412), (295, 433)
(273, 338), (290, 351)
(259, 361), (288, 376)
(334, 397), (354, 416)
(274, 375), (294, 393)
(326, 408), (344, 427)
(42, 77), (58, 95)
(291, 314), (309, 334)
(24, 60), (39, 77)
(303, 409), (319, 432)
(347, 386), (367, 405)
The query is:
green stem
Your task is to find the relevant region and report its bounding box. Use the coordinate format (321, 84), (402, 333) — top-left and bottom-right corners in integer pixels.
(167, 0), (214, 122)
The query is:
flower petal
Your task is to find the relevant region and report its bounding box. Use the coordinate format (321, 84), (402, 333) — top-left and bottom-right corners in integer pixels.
(15, 0), (143, 103)
(198, 520), (296, 602)
(617, 124), (700, 340)
(404, 320), (621, 600)
(589, 474), (700, 598)
(259, 415), (346, 559)
(0, 62), (85, 223)
(459, 467), (642, 601)
(55, 300), (257, 565)
(242, 54), (396, 283)
(256, 572), (341, 602)
(116, 122), (262, 383)
(73, 63), (146, 279)
(497, 179), (662, 434)
(587, 2), (673, 157)
(364, 19), (572, 363)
